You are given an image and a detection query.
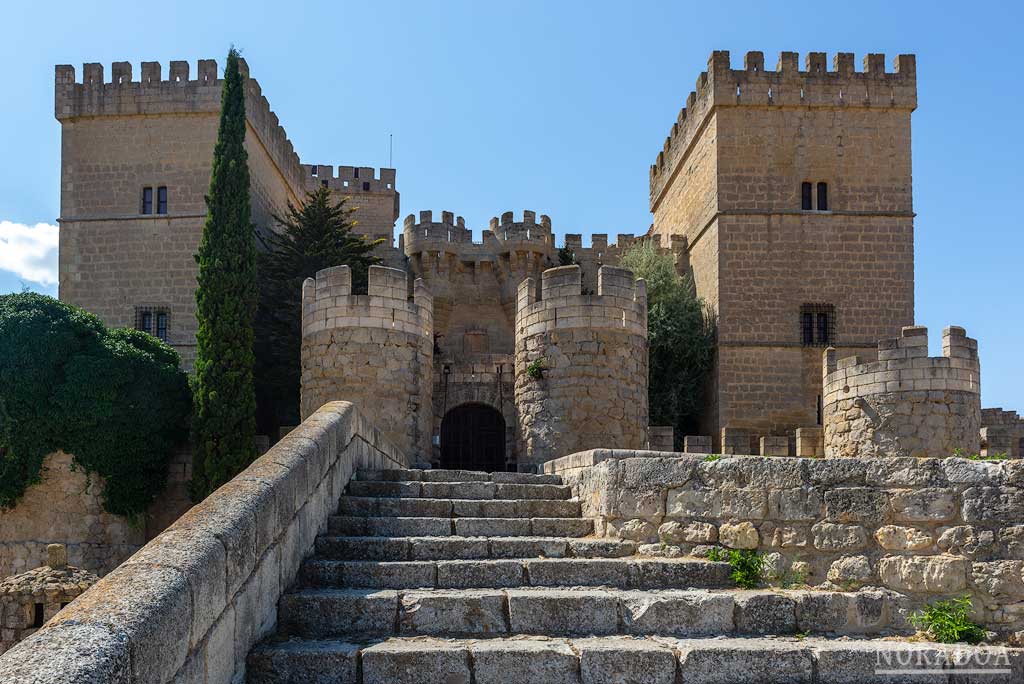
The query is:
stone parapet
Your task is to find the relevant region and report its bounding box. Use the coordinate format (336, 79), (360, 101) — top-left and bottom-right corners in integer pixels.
(0, 402), (410, 684)
(300, 266), (433, 460)
(54, 59), (306, 196)
(823, 326), (981, 458)
(649, 50), (917, 209)
(548, 450), (1024, 635)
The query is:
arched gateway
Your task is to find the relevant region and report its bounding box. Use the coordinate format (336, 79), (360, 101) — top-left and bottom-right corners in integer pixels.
(440, 403), (506, 472)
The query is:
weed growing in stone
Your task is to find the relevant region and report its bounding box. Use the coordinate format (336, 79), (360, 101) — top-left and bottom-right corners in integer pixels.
(908, 595), (986, 644)
(703, 454), (722, 462)
(707, 547), (764, 589)
(526, 357), (547, 380)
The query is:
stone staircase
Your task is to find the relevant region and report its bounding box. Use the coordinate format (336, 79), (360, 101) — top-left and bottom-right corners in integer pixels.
(248, 468), (1021, 684)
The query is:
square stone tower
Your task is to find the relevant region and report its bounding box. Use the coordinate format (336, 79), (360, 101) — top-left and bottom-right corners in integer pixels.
(649, 50), (917, 446)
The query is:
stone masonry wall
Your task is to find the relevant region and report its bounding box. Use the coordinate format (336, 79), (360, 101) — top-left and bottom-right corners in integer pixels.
(514, 265), (648, 467)
(0, 401), (411, 684)
(300, 265), (433, 462)
(824, 326), (981, 458)
(547, 450), (1024, 634)
(0, 452), (145, 578)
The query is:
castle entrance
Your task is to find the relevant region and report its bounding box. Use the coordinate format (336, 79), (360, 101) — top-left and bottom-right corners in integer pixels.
(440, 403), (506, 472)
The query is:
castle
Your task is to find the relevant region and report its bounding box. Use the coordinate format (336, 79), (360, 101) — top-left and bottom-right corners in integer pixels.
(53, 51), (1020, 471)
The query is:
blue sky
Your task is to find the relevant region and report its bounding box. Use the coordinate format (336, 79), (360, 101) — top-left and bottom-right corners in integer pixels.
(0, 0), (1020, 409)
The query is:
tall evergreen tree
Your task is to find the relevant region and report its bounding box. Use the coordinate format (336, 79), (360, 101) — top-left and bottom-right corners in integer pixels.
(254, 186), (382, 434)
(191, 47), (258, 500)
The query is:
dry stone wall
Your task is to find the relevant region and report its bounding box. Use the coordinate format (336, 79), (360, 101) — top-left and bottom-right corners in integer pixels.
(548, 450), (1024, 634)
(824, 326), (981, 458)
(514, 265), (648, 467)
(0, 401), (410, 684)
(300, 265), (433, 462)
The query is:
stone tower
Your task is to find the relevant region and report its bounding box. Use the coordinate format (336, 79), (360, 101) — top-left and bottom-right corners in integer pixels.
(823, 325), (981, 458)
(300, 265), (433, 461)
(648, 50), (917, 447)
(514, 264), (648, 466)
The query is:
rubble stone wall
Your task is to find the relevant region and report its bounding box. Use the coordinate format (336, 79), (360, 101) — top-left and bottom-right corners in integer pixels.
(0, 401), (410, 684)
(548, 450), (1024, 633)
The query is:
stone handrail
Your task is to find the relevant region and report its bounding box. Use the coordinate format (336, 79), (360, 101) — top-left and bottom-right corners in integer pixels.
(0, 401), (411, 684)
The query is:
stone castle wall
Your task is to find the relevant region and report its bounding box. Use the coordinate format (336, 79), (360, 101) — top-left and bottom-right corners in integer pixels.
(0, 452), (145, 578)
(548, 450), (1024, 634)
(514, 265), (648, 466)
(301, 164), (399, 241)
(823, 326), (981, 458)
(300, 265), (433, 461)
(649, 51), (917, 444)
(982, 408), (1024, 459)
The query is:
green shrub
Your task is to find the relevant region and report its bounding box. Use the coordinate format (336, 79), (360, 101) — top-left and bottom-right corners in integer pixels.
(705, 547), (764, 589)
(908, 595), (986, 644)
(526, 357), (546, 380)
(0, 293), (190, 517)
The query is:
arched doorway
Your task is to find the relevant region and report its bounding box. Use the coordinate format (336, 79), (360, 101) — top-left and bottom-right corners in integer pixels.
(440, 403), (507, 472)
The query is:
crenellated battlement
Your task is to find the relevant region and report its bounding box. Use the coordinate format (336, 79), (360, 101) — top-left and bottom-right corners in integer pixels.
(649, 50), (917, 208)
(823, 326), (981, 458)
(515, 264), (647, 337)
(301, 264), (432, 339)
(301, 164), (397, 193)
(54, 58), (306, 195)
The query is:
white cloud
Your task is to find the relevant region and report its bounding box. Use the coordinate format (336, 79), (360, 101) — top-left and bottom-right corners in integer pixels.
(0, 221), (59, 286)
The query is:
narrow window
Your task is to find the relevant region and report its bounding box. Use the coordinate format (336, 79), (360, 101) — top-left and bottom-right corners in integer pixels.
(362, 181), (370, 191)
(321, 179), (329, 188)
(816, 395), (823, 426)
(353, 168), (360, 178)
(800, 304), (835, 346)
(142, 187), (153, 214)
(157, 186), (168, 215)
(310, 165), (318, 177)
(155, 312), (169, 342)
(817, 312), (831, 345)
(137, 310), (153, 334)
(801, 182), (812, 210)
(33, 603), (44, 628)
(817, 182), (828, 211)
(801, 312), (814, 345)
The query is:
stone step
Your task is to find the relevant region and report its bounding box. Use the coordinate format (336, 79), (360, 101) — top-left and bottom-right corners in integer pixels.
(276, 587), (902, 640)
(345, 480), (572, 501)
(337, 496), (581, 519)
(300, 557), (732, 590)
(356, 468), (562, 485)
(248, 635), (1024, 684)
(314, 535), (648, 562)
(327, 516), (594, 538)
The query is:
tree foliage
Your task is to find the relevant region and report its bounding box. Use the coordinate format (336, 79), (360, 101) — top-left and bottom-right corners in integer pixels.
(0, 293), (190, 516)
(191, 47), (259, 500)
(255, 186), (382, 434)
(620, 241), (715, 441)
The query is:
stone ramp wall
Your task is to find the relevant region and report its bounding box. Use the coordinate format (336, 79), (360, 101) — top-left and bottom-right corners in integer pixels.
(0, 401), (410, 684)
(547, 450), (1024, 634)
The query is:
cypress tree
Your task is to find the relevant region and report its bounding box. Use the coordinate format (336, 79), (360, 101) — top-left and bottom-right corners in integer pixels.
(190, 47), (258, 500)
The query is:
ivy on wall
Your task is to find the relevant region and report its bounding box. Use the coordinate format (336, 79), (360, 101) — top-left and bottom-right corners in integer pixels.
(0, 293), (191, 517)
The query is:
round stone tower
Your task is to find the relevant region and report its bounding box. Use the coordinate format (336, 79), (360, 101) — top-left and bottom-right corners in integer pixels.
(823, 325), (981, 458)
(514, 264), (648, 467)
(300, 264), (433, 461)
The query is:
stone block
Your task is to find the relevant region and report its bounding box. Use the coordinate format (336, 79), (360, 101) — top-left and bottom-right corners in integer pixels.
(576, 636), (676, 684)
(936, 526), (995, 559)
(826, 556), (874, 590)
(812, 522), (868, 551)
(794, 592), (849, 633)
(874, 525), (934, 552)
(719, 521), (759, 549)
(0, 622), (131, 684)
(620, 590), (733, 635)
(279, 589), (398, 638)
(454, 518), (530, 537)
(399, 590), (506, 636)
(471, 638), (580, 684)
(812, 640), (950, 684)
(247, 639), (360, 684)
(340, 561), (436, 589)
(971, 561), (1024, 601)
(436, 560), (525, 588)
(676, 638), (813, 683)
(824, 488), (890, 523)
(962, 487), (1024, 523)
(409, 537), (489, 560)
(507, 589), (619, 635)
(490, 538), (567, 559)
(684, 436), (712, 453)
(734, 592), (797, 634)
(877, 555), (969, 593)
(568, 539), (637, 558)
(889, 488), (956, 522)
(362, 639), (470, 684)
